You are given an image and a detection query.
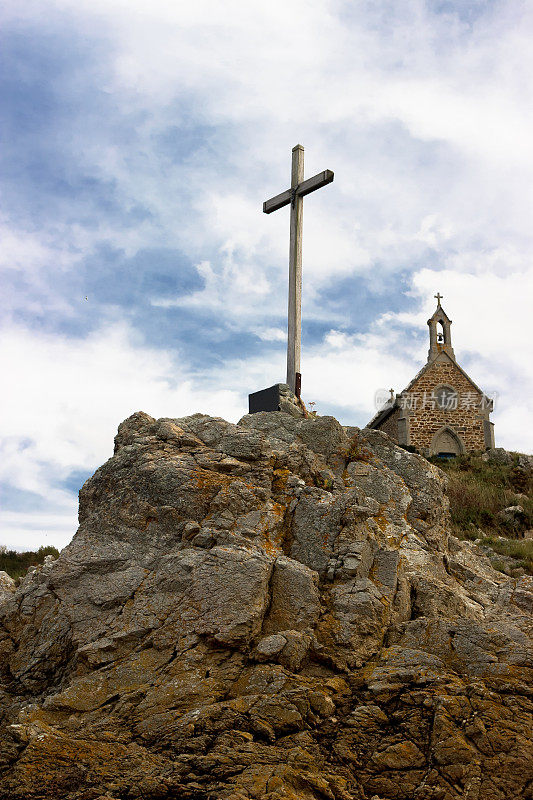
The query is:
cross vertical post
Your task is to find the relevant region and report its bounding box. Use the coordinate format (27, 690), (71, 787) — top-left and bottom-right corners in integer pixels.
(263, 146), (334, 398)
(287, 145), (304, 396)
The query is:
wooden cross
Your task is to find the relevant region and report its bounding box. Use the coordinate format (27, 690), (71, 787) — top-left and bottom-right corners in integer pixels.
(434, 292), (443, 304)
(263, 145), (334, 397)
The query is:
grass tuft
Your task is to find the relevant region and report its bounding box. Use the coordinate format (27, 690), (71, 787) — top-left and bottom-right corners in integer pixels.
(344, 434), (373, 463)
(434, 452), (532, 574)
(481, 536), (533, 574)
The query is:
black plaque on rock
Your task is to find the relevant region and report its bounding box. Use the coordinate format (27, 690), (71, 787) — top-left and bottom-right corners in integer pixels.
(248, 384), (282, 414)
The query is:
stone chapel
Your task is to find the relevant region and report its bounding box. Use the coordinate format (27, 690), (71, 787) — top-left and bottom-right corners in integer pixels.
(367, 295), (495, 457)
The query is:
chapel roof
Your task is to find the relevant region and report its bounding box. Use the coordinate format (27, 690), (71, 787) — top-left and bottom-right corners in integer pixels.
(366, 349), (492, 430)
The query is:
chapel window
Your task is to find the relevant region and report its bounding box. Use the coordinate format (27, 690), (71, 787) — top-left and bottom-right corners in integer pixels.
(435, 386), (457, 410)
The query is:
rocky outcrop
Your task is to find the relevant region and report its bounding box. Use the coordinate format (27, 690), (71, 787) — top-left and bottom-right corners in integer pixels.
(0, 411), (531, 800)
(483, 446), (533, 470)
(0, 572), (15, 606)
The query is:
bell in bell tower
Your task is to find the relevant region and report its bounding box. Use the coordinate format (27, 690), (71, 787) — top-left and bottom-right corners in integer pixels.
(427, 293), (455, 362)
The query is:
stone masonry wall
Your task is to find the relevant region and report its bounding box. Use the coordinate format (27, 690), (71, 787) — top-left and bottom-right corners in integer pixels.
(378, 407), (400, 442)
(404, 360), (486, 453)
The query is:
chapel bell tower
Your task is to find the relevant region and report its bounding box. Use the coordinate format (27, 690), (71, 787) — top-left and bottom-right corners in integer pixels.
(427, 292), (455, 362)
(368, 293), (495, 455)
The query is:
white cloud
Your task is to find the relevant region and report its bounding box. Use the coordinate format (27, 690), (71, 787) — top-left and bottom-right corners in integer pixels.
(290, 267), (532, 452)
(253, 327), (287, 343)
(5, 0), (531, 324)
(0, 512), (78, 553)
(155, 256), (271, 318)
(1, 0), (532, 550)
(407, 268), (532, 369)
(2, 261), (531, 553)
(0, 321), (246, 550)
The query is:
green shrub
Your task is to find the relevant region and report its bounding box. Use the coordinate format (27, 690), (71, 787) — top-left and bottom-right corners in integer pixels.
(0, 545), (60, 580)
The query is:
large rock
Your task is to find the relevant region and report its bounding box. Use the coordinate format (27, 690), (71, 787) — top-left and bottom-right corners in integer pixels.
(483, 446), (533, 471)
(0, 571), (15, 606)
(0, 411), (531, 800)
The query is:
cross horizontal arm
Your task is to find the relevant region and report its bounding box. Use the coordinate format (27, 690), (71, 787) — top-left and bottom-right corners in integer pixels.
(263, 169), (334, 214)
(263, 188), (292, 214)
(295, 169), (334, 198)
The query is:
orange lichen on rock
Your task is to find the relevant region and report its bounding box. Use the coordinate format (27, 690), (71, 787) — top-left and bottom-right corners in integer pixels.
(0, 411), (531, 800)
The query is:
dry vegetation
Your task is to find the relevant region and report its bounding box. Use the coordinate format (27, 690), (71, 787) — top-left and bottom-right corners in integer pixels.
(432, 453), (533, 574)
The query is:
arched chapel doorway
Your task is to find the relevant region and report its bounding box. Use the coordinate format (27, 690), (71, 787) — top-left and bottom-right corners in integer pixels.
(430, 427), (463, 459)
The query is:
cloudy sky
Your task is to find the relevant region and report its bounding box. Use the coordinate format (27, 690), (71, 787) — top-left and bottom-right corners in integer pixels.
(1, 0), (532, 551)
